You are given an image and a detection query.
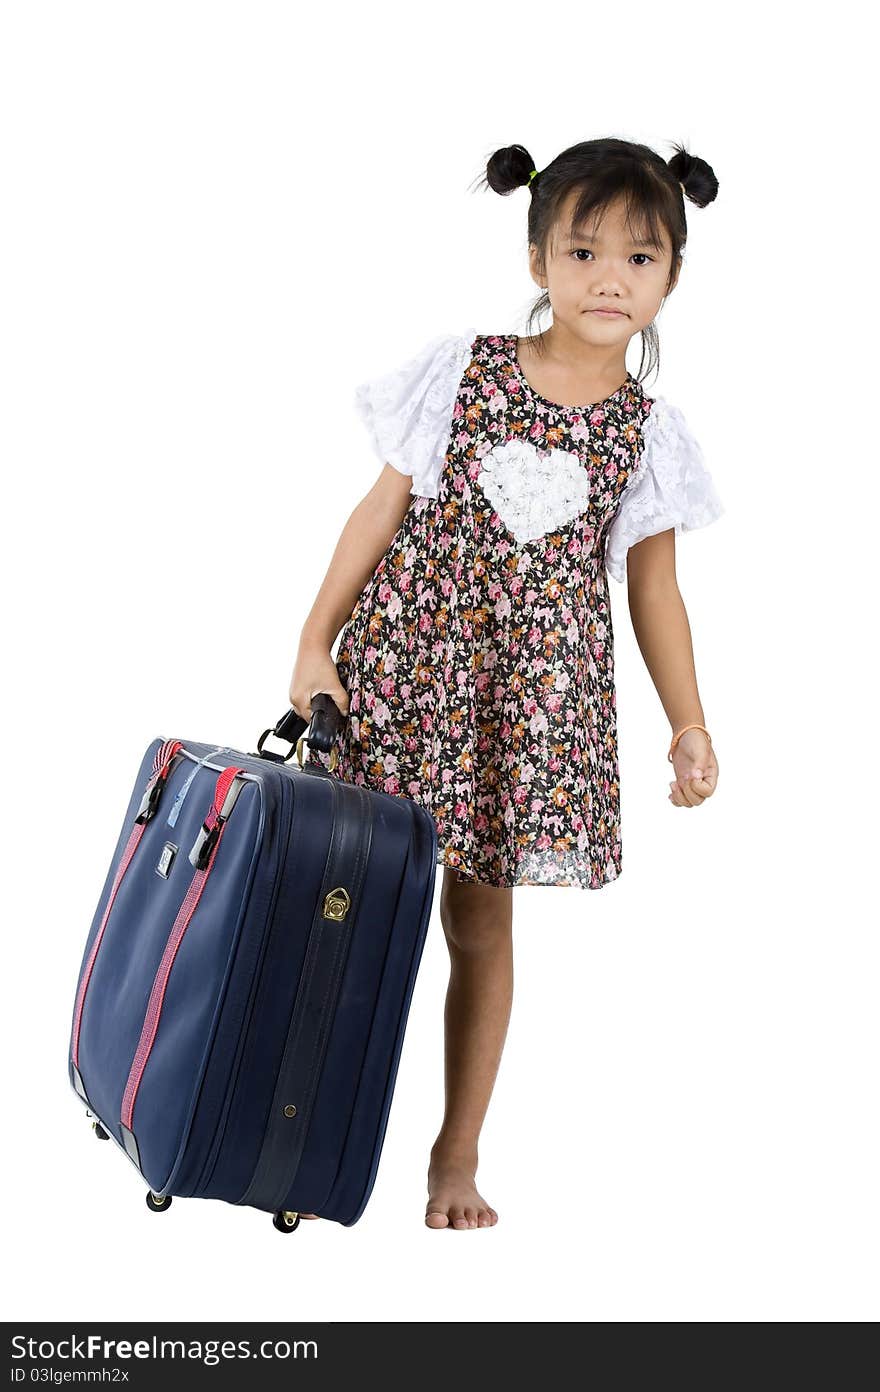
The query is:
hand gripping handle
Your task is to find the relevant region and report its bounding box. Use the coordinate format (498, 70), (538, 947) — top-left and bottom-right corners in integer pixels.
(254, 692), (347, 769)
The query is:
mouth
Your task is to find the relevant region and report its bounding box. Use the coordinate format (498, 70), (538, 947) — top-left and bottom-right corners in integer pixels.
(588, 308), (627, 317)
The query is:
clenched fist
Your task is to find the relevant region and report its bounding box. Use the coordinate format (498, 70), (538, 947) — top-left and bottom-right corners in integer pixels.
(289, 641), (350, 723)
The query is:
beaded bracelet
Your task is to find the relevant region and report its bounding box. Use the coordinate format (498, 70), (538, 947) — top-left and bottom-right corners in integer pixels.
(668, 723), (713, 764)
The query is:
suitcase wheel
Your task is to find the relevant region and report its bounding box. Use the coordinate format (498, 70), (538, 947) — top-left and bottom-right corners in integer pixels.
(92, 1121), (110, 1141)
(272, 1210), (301, 1234)
(145, 1190), (173, 1213)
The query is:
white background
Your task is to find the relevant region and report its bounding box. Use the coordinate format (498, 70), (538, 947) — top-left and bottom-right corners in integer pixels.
(2, 0), (877, 1323)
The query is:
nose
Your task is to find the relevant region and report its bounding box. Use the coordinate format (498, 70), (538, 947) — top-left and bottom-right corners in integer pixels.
(589, 266), (628, 296)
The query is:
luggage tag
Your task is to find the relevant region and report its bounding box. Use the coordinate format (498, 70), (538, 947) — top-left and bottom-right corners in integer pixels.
(166, 746), (231, 828)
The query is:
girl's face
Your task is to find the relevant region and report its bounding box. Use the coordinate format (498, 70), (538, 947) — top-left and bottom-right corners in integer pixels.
(528, 190), (679, 348)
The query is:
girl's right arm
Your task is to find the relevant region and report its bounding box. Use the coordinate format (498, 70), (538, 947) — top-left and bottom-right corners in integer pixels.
(288, 463), (415, 721)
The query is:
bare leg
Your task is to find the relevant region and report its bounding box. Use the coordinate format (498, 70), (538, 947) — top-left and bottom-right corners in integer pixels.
(425, 864), (514, 1229)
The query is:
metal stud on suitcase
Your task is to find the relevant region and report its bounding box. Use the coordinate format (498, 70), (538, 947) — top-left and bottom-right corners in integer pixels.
(68, 697), (438, 1232)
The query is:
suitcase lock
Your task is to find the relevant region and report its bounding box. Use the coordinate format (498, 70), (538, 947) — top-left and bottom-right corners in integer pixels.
(322, 887), (350, 921)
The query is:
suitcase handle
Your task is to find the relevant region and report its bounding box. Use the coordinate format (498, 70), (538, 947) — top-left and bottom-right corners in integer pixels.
(255, 693), (346, 765)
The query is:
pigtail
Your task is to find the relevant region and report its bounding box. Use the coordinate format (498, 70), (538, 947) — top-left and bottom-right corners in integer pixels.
(666, 142), (720, 208)
(484, 144), (539, 196)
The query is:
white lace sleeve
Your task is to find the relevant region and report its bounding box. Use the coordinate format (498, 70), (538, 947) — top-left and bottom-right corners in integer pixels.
(353, 327), (478, 498)
(604, 395), (725, 583)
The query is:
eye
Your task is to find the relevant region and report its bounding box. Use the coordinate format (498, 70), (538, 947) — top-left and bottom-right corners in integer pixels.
(570, 249), (654, 266)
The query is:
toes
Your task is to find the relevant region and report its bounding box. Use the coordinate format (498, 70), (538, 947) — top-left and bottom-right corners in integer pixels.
(425, 1209), (450, 1229)
(463, 1207), (479, 1228)
(450, 1208), (469, 1229)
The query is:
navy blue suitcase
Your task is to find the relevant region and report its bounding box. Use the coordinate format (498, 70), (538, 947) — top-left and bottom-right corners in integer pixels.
(68, 702), (438, 1231)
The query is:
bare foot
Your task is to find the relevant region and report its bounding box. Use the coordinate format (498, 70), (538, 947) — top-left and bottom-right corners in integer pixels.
(425, 1151), (498, 1230)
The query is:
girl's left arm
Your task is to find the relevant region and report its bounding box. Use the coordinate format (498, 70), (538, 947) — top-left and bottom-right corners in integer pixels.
(624, 529), (718, 808)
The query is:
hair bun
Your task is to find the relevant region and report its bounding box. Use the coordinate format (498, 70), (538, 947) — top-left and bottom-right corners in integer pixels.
(485, 143), (537, 196)
(667, 142), (719, 208)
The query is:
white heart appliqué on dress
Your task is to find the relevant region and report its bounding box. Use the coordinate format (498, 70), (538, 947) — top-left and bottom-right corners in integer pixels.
(476, 439), (591, 545)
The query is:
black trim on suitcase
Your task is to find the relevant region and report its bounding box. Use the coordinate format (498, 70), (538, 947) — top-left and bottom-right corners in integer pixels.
(71, 1062), (90, 1106)
(238, 778), (374, 1212)
(120, 1122), (143, 1172)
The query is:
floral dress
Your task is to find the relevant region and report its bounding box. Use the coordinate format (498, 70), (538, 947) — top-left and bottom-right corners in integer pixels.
(305, 330), (724, 890)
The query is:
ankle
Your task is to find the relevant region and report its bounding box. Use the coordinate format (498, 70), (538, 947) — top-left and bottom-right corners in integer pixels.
(430, 1137), (479, 1170)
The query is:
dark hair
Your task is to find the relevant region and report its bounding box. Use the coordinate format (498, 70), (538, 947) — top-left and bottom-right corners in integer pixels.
(477, 136), (719, 385)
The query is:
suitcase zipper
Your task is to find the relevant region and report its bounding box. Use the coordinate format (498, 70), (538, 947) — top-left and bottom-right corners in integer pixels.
(119, 764), (247, 1137)
(70, 739), (184, 1072)
(188, 772), (293, 1197)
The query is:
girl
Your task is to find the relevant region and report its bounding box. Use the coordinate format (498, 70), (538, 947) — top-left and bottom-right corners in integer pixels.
(288, 136), (725, 1231)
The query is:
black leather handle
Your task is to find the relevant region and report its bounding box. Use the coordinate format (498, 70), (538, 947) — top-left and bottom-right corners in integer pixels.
(254, 693), (347, 763)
